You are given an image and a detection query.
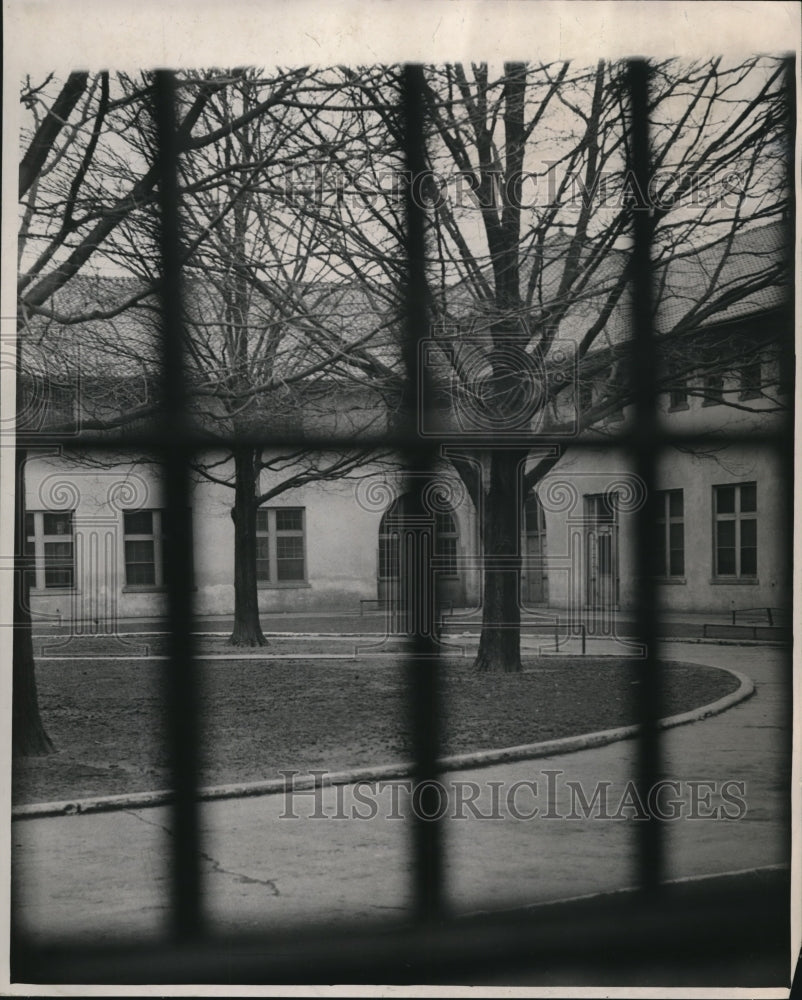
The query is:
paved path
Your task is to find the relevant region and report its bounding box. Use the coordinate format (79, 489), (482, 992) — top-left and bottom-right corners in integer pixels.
(13, 642), (790, 943)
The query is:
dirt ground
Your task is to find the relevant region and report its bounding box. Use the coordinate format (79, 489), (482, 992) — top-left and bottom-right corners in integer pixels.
(13, 645), (740, 805)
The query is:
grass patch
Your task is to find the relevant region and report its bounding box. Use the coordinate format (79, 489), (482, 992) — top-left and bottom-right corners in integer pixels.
(13, 653), (741, 805)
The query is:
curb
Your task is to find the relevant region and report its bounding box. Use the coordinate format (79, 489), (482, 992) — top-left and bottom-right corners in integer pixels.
(12, 665), (755, 821)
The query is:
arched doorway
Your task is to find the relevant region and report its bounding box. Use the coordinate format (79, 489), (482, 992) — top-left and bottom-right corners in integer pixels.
(377, 492), (463, 608)
(521, 493), (548, 605)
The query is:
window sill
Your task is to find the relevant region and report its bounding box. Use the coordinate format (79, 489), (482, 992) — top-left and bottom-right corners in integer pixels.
(122, 585), (198, 593)
(257, 581), (311, 590)
(709, 577), (759, 585)
(653, 577), (687, 584)
(30, 588), (79, 596)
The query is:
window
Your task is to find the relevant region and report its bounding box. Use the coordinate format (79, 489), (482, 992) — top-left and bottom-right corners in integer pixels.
(256, 507), (306, 584)
(739, 357), (761, 400)
(24, 510), (75, 589)
(714, 482), (757, 579)
(702, 371), (724, 405)
(669, 383), (688, 409)
(655, 489), (684, 578)
(124, 509), (191, 588)
(668, 372), (688, 409)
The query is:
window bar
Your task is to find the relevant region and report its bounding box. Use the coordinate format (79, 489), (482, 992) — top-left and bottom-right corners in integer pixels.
(153, 70), (203, 938)
(627, 59), (664, 891)
(401, 63), (445, 923)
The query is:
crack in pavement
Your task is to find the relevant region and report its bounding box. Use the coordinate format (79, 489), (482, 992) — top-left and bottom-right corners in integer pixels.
(123, 809), (280, 896)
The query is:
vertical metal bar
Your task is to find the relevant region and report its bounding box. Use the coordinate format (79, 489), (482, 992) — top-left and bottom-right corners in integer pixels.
(401, 63), (444, 923)
(627, 60), (663, 892)
(153, 70), (203, 938)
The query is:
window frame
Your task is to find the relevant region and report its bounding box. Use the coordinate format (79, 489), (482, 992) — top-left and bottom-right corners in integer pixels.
(702, 371), (724, 406)
(255, 506), (308, 588)
(24, 509), (76, 592)
(712, 481), (758, 581)
(654, 488), (685, 581)
(122, 508), (194, 591)
(739, 356), (762, 401)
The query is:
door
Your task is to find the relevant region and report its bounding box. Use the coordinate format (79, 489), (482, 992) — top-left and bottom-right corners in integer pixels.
(377, 493), (464, 616)
(585, 493), (619, 620)
(521, 494), (548, 605)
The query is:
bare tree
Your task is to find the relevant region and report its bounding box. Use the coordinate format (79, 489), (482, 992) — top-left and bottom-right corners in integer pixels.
(14, 68), (325, 752)
(332, 57), (789, 671)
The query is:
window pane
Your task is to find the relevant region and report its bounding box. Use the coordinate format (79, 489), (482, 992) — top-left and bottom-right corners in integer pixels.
(125, 539), (155, 586)
(277, 559), (304, 581)
(277, 536), (303, 559)
(126, 562), (156, 586)
(704, 373), (723, 402)
(740, 483), (757, 512)
(670, 387), (687, 408)
(124, 510), (153, 535)
(44, 567), (74, 588)
(44, 541), (73, 588)
(740, 518), (756, 547)
(741, 546), (757, 576)
(668, 490), (683, 517)
(45, 540), (72, 561)
(669, 547), (685, 577)
(717, 521), (735, 547)
(125, 539), (154, 563)
(716, 487), (735, 514)
(256, 509), (270, 533)
(275, 509), (303, 532)
(255, 537), (270, 582)
(276, 535), (304, 580)
(43, 511), (72, 536)
(654, 543), (667, 577)
(669, 522), (684, 576)
(717, 547), (736, 576)
(740, 360), (761, 397)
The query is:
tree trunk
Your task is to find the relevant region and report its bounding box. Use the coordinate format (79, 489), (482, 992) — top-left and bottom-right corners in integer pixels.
(228, 447), (267, 647)
(13, 447), (55, 756)
(473, 449), (527, 673)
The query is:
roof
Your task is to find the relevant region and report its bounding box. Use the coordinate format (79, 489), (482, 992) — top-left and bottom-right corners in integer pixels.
(17, 220), (788, 420)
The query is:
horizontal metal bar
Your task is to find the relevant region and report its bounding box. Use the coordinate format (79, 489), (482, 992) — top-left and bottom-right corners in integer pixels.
(14, 425), (792, 454)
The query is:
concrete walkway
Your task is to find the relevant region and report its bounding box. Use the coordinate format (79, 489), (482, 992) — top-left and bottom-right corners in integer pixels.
(12, 642), (791, 943)
(31, 605), (788, 639)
